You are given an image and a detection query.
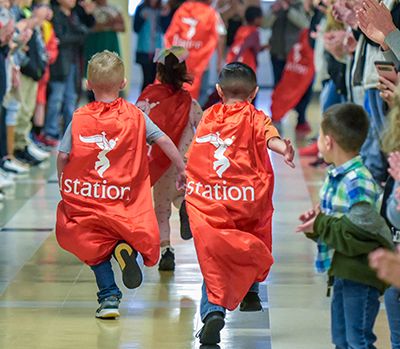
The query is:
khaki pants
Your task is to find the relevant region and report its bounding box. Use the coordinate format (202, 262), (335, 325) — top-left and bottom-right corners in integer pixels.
(14, 74), (38, 151)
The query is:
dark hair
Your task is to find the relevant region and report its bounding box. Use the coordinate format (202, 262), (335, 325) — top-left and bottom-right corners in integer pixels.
(156, 53), (193, 90)
(245, 6), (263, 24)
(143, 0), (162, 9)
(218, 62), (257, 100)
(321, 103), (369, 153)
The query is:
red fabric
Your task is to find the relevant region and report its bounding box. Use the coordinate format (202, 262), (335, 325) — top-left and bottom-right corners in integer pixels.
(37, 29), (59, 104)
(185, 102), (275, 310)
(270, 29), (315, 122)
(225, 25), (258, 72)
(136, 83), (192, 185)
(56, 98), (160, 266)
(165, 1), (219, 100)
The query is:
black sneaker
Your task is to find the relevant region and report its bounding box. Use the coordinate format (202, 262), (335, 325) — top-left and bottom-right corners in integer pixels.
(14, 147), (42, 166)
(95, 296), (120, 319)
(196, 311), (225, 345)
(114, 243), (142, 289)
(158, 247), (175, 271)
(180, 200), (192, 240)
(239, 292), (262, 312)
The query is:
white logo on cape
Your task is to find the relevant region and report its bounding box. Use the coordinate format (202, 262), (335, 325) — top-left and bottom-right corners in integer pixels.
(79, 132), (118, 178)
(196, 132), (235, 178)
(136, 98), (160, 115)
(182, 17), (198, 40)
(293, 43), (302, 63)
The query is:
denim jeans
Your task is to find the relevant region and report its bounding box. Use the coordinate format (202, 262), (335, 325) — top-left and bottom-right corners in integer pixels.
(384, 286), (400, 349)
(90, 259), (122, 303)
(360, 88), (389, 183)
(44, 64), (77, 139)
(200, 280), (260, 322)
(331, 277), (380, 349)
(320, 79), (346, 114)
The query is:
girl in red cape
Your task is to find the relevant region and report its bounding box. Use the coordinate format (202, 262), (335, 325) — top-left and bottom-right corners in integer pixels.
(136, 46), (203, 271)
(56, 51), (186, 319)
(185, 62), (295, 345)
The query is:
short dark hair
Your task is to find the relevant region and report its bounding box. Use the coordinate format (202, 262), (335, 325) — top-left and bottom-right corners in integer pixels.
(218, 62), (257, 100)
(245, 6), (263, 24)
(321, 103), (369, 153)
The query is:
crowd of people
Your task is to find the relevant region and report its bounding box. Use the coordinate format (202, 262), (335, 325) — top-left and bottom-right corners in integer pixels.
(1, 0), (400, 346)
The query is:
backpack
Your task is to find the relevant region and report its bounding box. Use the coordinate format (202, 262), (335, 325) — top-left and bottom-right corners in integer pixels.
(20, 28), (47, 81)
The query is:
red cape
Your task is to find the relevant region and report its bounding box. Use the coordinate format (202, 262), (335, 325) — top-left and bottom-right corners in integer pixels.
(136, 84), (192, 185)
(185, 102), (275, 310)
(270, 29), (315, 122)
(56, 98), (160, 266)
(165, 1), (219, 100)
(225, 25), (258, 72)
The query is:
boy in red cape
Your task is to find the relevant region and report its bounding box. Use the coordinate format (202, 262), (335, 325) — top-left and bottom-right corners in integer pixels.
(164, 0), (226, 100)
(185, 62), (295, 345)
(56, 51), (186, 319)
(225, 6), (268, 73)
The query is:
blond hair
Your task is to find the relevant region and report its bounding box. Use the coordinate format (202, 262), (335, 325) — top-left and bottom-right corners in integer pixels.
(87, 50), (125, 91)
(382, 83), (400, 155)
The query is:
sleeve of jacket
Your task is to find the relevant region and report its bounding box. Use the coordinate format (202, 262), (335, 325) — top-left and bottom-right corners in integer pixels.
(312, 212), (382, 257)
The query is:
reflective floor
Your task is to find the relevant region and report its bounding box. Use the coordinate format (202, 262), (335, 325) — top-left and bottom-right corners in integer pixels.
(0, 90), (392, 348)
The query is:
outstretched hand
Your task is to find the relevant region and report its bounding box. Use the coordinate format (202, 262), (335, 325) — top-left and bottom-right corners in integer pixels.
(295, 205), (320, 232)
(283, 138), (295, 168)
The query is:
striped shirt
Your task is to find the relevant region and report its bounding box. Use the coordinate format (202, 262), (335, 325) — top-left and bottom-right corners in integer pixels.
(315, 155), (381, 273)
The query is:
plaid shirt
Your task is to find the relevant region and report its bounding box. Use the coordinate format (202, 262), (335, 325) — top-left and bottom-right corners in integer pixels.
(315, 155), (381, 273)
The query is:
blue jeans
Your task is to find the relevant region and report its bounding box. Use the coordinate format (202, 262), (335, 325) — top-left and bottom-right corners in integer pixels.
(90, 259), (122, 303)
(200, 280), (259, 322)
(331, 277), (380, 349)
(384, 286), (400, 349)
(360, 88), (389, 183)
(44, 64), (77, 139)
(320, 79), (347, 114)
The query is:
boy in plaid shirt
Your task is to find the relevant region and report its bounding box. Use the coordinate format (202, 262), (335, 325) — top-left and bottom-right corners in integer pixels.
(297, 103), (382, 348)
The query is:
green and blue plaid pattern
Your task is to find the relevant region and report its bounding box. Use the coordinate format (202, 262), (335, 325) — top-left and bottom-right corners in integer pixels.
(315, 156), (381, 273)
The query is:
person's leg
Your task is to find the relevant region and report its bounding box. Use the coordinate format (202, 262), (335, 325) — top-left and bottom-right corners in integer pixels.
(43, 80), (67, 140)
(384, 286), (400, 349)
(61, 63), (78, 136)
(361, 89), (389, 184)
(14, 75), (38, 152)
(153, 165), (176, 271)
(90, 259), (122, 318)
(331, 277), (348, 349)
(342, 279), (380, 349)
(295, 82), (313, 126)
(198, 280), (226, 345)
(140, 61), (157, 91)
(240, 282), (262, 311)
(270, 56), (286, 87)
(90, 259), (123, 303)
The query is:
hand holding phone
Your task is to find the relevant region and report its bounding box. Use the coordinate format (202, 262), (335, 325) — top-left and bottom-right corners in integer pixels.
(374, 60), (399, 84)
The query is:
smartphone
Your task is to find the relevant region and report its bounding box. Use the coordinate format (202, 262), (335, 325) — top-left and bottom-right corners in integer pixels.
(374, 61), (399, 84)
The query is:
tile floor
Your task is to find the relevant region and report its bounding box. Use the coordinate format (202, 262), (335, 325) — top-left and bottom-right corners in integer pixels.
(0, 89), (392, 348)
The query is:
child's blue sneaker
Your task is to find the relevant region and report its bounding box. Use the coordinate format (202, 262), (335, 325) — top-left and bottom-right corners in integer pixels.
(114, 243), (142, 289)
(95, 296), (120, 319)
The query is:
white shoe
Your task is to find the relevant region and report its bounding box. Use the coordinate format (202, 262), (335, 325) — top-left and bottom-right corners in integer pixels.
(27, 143), (51, 161)
(0, 172), (15, 187)
(0, 192), (4, 200)
(0, 168), (15, 180)
(2, 159), (29, 174)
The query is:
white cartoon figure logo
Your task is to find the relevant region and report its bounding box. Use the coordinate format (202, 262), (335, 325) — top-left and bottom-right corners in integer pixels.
(293, 43), (302, 63)
(79, 132), (118, 178)
(136, 98), (160, 115)
(196, 132), (235, 178)
(182, 17), (198, 40)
